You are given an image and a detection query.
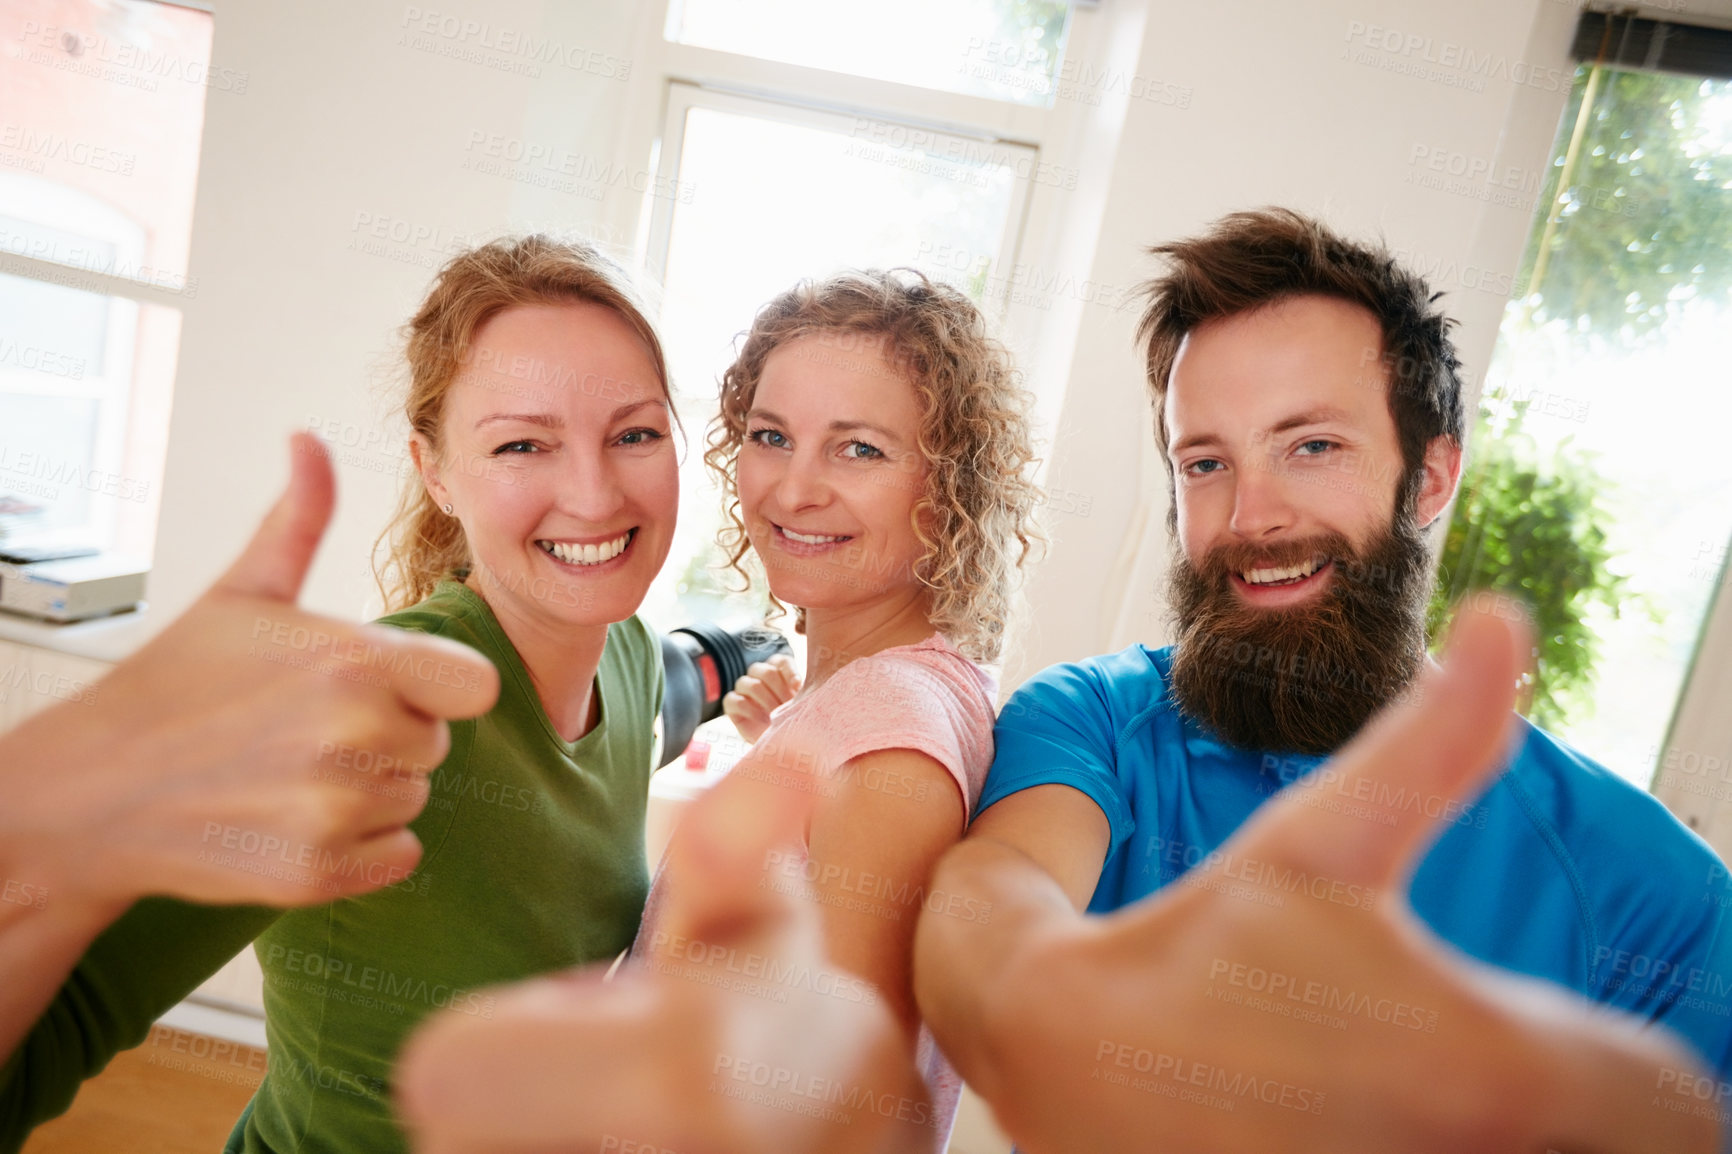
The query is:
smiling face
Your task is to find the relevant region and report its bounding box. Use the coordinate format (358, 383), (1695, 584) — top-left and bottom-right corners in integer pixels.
(411, 301), (678, 633)
(1166, 293), (1456, 600)
(735, 330), (929, 618)
(1161, 293), (1460, 754)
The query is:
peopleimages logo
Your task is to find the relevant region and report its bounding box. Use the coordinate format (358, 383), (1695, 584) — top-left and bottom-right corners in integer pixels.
(1342, 20), (1572, 93)
(15, 21), (249, 92)
(397, 7), (631, 80)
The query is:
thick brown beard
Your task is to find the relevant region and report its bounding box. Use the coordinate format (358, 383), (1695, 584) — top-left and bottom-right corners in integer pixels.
(1165, 516), (1433, 755)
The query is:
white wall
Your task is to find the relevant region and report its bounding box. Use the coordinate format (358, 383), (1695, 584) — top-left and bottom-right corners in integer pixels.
(154, 0), (651, 626)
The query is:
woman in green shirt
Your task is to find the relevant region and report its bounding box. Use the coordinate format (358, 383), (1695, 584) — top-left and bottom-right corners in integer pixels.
(0, 234), (684, 1154)
(235, 235), (681, 1153)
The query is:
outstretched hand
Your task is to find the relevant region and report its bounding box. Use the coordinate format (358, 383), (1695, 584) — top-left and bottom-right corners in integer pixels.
(0, 432), (499, 910)
(977, 607), (1719, 1153)
(398, 740), (931, 1154)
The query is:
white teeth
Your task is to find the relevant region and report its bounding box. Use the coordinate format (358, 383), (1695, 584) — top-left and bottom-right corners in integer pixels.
(539, 532), (631, 566)
(783, 527), (849, 545)
(1241, 558), (1324, 586)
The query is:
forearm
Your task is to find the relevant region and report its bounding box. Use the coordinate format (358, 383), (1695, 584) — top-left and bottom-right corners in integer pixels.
(0, 896), (279, 1150)
(0, 897), (126, 1064)
(912, 835), (1085, 1101)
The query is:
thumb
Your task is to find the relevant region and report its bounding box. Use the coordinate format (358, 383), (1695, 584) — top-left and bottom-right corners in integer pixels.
(1237, 603), (1530, 893)
(657, 761), (816, 951)
(214, 432), (335, 603)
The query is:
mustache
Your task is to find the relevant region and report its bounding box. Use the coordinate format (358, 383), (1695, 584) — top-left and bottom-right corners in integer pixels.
(1188, 532), (1355, 584)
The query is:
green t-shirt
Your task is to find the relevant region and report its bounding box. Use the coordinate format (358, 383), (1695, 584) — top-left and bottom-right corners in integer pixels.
(1, 579), (663, 1154)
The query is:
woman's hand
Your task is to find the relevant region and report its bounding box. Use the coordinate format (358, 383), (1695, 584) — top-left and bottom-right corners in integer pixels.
(0, 433), (501, 914)
(399, 755), (931, 1154)
(723, 653), (802, 743)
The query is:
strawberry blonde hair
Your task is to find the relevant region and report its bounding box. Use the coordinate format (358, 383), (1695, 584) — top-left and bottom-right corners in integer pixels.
(374, 235), (672, 611)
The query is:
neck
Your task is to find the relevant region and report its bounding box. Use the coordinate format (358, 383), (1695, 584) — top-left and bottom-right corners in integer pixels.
(800, 589), (935, 691)
(464, 572), (610, 743)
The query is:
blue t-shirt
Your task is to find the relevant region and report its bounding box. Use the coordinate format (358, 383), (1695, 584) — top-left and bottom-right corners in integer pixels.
(977, 644), (1732, 1078)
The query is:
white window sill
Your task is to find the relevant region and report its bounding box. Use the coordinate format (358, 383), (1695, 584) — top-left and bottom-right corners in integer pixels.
(0, 603), (153, 663)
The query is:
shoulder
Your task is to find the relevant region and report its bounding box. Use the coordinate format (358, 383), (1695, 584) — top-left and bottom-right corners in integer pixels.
(373, 578), (492, 652)
(601, 615), (664, 751)
(1507, 723), (1710, 864)
(998, 644), (1170, 739)
(1503, 722), (1725, 935)
(832, 635), (995, 720)
(603, 614), (662, 677)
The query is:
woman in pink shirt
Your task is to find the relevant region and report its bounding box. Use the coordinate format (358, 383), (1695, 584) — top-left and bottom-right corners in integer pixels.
(635, 268), (1042, 1149)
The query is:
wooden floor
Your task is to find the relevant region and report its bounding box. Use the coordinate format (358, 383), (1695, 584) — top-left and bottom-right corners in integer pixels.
(22, 1026), (264, 1154)
(20, 1025), (1013, 1153)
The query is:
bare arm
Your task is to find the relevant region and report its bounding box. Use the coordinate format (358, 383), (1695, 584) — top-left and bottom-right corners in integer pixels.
(912, 784), (1109, 1098)
(806, 748), (968, 1042)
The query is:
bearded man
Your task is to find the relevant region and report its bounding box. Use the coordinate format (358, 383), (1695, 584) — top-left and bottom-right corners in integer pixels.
(911, 207), (1732, 1151)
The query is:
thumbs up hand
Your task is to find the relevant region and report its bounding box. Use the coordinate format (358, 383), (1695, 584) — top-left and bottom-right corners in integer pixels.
(0, 433), (499, 911)
(398, 735), (930, 1154)
(976, 607), (1719, 1154)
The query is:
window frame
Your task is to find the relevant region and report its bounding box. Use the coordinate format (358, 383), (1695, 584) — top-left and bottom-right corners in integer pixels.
(643, 80), (1040, 315)
(0, 0), (212, 555)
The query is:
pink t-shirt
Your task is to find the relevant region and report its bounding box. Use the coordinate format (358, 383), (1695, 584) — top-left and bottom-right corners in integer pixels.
(633, 633), (998, 1148)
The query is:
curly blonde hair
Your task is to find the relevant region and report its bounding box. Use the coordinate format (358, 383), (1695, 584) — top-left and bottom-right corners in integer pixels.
(374, 235), (672, 612)
(705, 269), (1042, 663)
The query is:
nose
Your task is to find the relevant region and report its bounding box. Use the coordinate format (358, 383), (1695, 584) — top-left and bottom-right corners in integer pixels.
(772, 446), (830, 514)
(554, 444), (625, 525)
(1227, 452), (1297, 540)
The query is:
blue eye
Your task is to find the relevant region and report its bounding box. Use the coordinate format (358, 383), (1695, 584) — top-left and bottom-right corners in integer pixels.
(842, 441), (884, 460)
(1297, 440), (1336, 456)
(492, 440), (538, 455)
(1186, 459), (1224, 476)
(749, 427), (789, 449)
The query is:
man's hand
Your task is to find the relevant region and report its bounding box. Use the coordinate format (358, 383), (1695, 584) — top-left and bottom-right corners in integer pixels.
(398, 752), (932, 1154)
(723, 654), (801, 743)
(966, 607), (1717, 1153)
(0, 432), (500, 911)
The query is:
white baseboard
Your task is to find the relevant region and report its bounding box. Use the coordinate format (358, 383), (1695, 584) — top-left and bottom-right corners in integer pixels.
(156, 997), (267, 1049)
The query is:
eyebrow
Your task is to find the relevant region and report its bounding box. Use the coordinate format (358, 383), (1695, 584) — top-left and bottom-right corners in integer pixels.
(1169, 406), (1355, 458)
(475, 400), (666, 430)
(1266, 406), (1354, 435)
(748, 408), (904, 445)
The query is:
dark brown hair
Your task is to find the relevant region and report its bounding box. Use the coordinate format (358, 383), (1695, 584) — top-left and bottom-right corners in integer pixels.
(1135, 207), (1464, 508)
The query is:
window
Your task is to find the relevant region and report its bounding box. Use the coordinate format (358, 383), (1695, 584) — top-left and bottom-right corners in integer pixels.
(0, 0), (218, 558)
(1438, 62), (1732, 790)
(665, 0), (1073, 108)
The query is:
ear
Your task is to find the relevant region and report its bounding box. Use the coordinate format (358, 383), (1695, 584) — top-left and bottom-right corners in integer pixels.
(1413, 434), (1463, 529)
(409, 434), (453, 514)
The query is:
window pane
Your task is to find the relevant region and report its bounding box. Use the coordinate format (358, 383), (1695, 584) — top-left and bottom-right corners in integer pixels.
(0, 262), (110, 376)
(666, 0), (1072, 108)
(638, 99), (1029, 632)
(0, 393), (102, 536)
(0, 0), (215, 283)
(0, 272), (171, 555)
(1444, 67), (1732, 790)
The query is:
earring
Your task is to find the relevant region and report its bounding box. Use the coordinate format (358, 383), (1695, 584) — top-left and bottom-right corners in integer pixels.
(442, 503), (454, 515)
